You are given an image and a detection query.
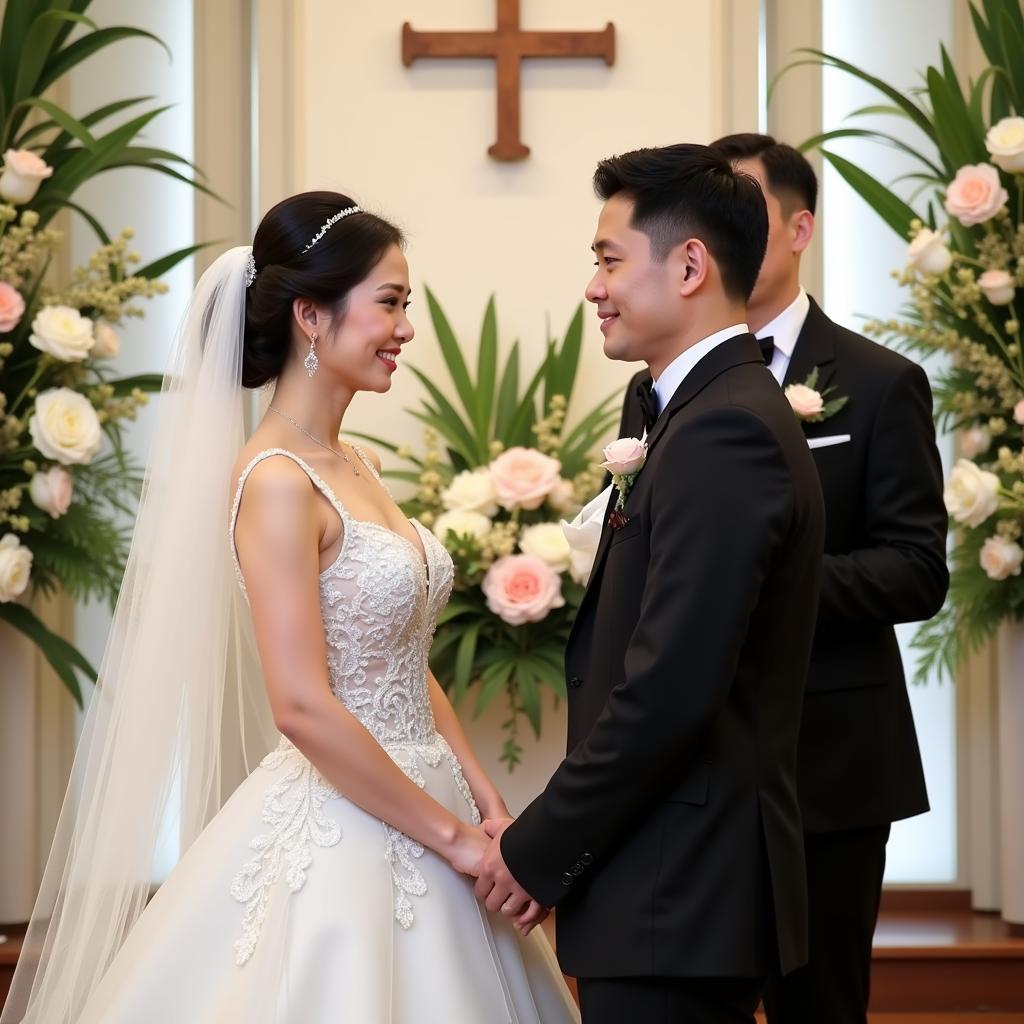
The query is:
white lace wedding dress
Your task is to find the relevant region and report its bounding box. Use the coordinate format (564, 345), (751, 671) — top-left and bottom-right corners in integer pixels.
(76, 448), (579, 1024)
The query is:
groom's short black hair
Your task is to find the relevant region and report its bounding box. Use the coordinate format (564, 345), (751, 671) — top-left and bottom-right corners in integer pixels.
(710, 133), (819, 216)
(593, 143), (768, 303)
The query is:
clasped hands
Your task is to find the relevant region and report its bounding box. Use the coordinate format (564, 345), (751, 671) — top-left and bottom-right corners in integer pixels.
(450, 815), (549, 935)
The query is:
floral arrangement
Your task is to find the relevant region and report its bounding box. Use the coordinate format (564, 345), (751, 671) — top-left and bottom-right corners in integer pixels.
(355, 290), (619, 767)
(787, 0), (1024, 680)
(0, 1), (211, 703)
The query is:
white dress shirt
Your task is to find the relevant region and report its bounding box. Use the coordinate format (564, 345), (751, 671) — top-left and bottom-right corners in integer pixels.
(754, 287), (810, 385)
(651, 322), (750, 415)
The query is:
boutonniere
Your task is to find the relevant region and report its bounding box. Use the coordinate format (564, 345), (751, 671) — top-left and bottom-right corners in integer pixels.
(601, 437), (648, 528)
(785, 366), (848, 423)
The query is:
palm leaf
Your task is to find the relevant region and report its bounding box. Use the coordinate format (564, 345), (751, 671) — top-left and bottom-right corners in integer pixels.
(820, 149), (918, 240)
(37, 26), (171, 97)
(425, 286), (477, 423)
(474, 296), (498, 450)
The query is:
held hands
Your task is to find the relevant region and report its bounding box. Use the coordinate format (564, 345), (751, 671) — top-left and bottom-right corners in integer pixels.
(473, 817), (549, 936)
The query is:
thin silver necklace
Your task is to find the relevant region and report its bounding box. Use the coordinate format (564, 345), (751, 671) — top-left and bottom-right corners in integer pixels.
(268, 405), (360, 476)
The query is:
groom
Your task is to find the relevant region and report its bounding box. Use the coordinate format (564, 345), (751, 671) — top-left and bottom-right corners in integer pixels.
(474, 144), (826, 1022)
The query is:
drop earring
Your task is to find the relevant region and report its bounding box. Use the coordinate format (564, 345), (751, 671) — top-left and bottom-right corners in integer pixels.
(304, 332), (319, 377)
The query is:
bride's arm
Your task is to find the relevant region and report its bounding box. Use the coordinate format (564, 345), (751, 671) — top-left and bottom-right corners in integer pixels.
(234, 457), (485, 873)
(427, 671), (510, 821)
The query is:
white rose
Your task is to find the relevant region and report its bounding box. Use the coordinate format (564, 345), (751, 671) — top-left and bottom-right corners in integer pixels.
(432, 509), (491, 543)
(978, 269), (1016, 306)
(943, 458), (1000, 528)
(985, 116), (1024, 174)
(91, 321), (120, 359)
(519, 522), (572, 572)
(29, 466), (73, 519)
(980, 535), (1024, 581)
(0, 534), (33, 603)
(785, 383), (825, 419)
(441, 468), (499, 516)
(960, 425), (991, 459)
(906, 228), (952, 276)
(0, 149), (53, 205)
(546, 478), (576, 514)
(29, 387), (103, 465)
(30, 305), (95, 362)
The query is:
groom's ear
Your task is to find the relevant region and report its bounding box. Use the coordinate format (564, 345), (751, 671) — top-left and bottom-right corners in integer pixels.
(675, 237), (709, 298)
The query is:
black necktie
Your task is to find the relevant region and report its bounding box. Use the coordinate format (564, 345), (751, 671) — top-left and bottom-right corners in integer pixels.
(758, 335), (775, 365)
(636, 381), (659, 433)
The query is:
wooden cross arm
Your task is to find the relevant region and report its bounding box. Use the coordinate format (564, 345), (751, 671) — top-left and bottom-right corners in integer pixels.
(402, 24), (499, 64)
(515, 26), (615, 63)
(402, 23), (615, 66)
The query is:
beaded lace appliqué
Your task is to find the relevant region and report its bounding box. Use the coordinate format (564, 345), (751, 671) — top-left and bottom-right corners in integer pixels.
(227, 448), (472, 963)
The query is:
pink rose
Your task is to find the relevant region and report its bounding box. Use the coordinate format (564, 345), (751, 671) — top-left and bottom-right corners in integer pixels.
(482, 554), (565, 625)
(978, 269), (1015, 306)
(944, 164), (1009, 226)
(0, 149), (53, 205)
(785, 383), (824, 419)
(0, 281), (25, 333)
(980, 535), (1024, 581)
(489, 447), (562, 511)
(29, 466), (73, 519)
(1014, 399), (1024, 426)
(600, 437), (647, 476)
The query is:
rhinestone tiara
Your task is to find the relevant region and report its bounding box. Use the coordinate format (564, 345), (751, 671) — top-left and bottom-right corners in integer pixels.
(244, 250), (257, 288)
(302, 205), (362, 253)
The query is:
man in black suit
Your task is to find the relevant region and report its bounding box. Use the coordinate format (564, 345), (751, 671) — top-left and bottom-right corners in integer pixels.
(617, 134), (950, 1023)
(472, 144), (826, 1023)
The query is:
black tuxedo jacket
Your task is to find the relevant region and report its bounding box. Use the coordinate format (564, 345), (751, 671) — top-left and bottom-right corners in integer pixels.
(614, 299), (948, 833)
(501, 334), (825, 980)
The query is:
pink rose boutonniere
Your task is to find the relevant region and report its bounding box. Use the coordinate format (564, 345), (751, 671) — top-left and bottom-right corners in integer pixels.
(600, 436), (648, 528)
(785, 366), (848, 424)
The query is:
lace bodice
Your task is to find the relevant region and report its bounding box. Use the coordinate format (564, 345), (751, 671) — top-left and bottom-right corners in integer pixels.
(229, 447), (455, 748)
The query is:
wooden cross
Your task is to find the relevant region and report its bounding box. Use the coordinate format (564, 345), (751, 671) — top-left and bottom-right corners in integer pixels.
(402, 0), (615, 162)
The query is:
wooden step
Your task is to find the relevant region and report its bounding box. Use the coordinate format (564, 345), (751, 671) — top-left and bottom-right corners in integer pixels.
(870, 909), (1024, 1013)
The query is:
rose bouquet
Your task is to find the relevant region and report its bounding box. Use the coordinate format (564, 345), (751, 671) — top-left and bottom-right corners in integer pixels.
(0, 1), (212, 703)
(354, 290), (619, 767)
(785, 0), (1024, 679)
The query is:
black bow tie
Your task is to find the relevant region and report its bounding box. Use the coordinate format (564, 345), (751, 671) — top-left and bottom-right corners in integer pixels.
(757, 335), (775, 365)
(636, 381), (659, 433)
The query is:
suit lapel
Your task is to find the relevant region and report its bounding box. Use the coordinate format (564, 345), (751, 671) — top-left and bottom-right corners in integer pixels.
(783, 296), (836, 392)
(575, 334), (764, 621)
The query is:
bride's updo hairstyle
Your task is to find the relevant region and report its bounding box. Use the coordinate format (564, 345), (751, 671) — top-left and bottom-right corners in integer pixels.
(242, 190), (405, 388)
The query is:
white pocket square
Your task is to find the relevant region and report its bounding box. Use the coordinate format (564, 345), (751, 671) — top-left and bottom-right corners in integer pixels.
(807, 434), (851, 450)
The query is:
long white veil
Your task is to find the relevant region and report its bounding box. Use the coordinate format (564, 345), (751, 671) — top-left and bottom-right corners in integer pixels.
(1, 246), (279, 1023)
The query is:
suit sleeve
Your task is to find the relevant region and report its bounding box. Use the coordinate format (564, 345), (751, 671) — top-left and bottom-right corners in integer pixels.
(501, 407), (795, 907)
(815, 361), (949, 629)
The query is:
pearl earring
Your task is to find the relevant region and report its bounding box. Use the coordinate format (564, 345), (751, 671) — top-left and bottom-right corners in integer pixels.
(304, 332), (319, 377)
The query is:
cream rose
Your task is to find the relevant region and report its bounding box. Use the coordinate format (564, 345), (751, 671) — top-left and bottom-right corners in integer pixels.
(944, 458), (1000, 527)
(600, 437), (647, 477)
(546, 477), (576, 514)
(960, 425), (991, 459)
(944, 164), (1008, 226)
(0, 149), (53, 205)
(978, 269), (1016, 306)
(1014, 399), (1024, 426)
(441, 468), (499, 516)
(906, 228), (952, 276)
(980, 535), (1024, 581)
(785, 383), (825, 419)
(489, 447), (562, 511)
(0, 281), (25, 333)
(91, 321), (120, 359)
(519, 522), (572, 572)
(985, 116), (1024, 174)
(0, 534), (32, 603)
(29, 466), (73, 519)
(29, 387), (103, 465)
(482, 553), (565, 625)
(432, 509), (491, 543)
(30, 305), (95, 362)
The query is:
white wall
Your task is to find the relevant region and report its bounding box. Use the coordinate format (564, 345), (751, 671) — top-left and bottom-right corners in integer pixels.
(821, 0), (958, 883)
(279, 0), (743, 808)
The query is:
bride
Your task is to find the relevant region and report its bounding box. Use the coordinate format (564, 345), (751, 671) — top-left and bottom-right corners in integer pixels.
(2, 191), (580, 1023)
